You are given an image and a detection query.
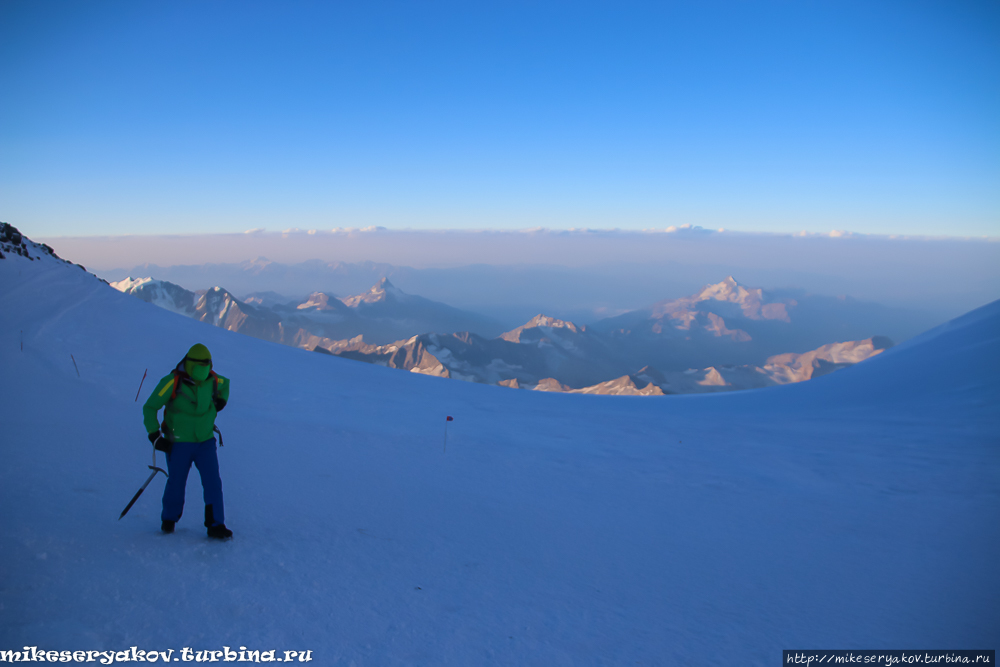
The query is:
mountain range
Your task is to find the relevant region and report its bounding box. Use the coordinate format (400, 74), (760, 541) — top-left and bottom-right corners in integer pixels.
(110, 276), (505, 345)
(110, 264), (899, 395)
(589, 275), (904, 370)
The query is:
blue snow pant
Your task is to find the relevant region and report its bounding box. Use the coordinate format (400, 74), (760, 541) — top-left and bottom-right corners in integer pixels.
(161, 438), (225, 527)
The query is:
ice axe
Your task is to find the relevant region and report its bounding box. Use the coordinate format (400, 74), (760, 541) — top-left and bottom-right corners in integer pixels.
(119, 447), (168, 520)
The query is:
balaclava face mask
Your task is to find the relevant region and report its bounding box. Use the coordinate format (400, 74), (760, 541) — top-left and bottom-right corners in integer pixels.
(187, 360), (211, 382)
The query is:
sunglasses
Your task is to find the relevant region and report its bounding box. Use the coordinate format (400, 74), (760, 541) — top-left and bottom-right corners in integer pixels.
(185, 357), (212, 366)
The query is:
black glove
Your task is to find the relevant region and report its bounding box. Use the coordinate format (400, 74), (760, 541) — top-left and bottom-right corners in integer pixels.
(214, 397), (227, 412)
(148, 430), (172, 455)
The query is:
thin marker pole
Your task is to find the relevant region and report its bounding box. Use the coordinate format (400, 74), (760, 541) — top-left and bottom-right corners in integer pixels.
(71, 354), (80, 377)
(443, 415), (453, 453)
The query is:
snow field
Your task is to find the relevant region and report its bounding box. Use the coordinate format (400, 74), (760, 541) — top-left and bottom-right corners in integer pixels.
(1, 253), (997, 665)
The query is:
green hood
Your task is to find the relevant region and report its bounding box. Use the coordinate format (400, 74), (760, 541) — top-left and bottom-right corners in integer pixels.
(186, 343), (212, 361)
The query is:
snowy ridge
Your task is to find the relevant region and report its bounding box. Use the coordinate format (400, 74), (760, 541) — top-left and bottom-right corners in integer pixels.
(111, 277), (197, 315)
(0, 239), (998, 663)
(762, 336), (894, 383)
(108, 276), (153, 292)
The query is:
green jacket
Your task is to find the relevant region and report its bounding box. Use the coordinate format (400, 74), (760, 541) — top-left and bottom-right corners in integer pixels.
(143, 371), (230, 443)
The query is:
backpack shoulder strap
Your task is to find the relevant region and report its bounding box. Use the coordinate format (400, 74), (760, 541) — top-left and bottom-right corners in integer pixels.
(167, 367), (214, 404)
(168, 358), (188, 403)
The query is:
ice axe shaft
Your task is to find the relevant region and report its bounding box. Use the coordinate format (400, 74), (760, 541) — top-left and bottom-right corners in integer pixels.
(118, 465), (167, 520)
(134, 369), (148, 402)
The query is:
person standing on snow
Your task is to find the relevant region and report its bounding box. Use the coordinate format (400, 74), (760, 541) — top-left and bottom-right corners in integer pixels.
(142, 343), (233, 539)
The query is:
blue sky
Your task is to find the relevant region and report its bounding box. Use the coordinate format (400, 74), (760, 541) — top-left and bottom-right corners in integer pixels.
(2, 1), (998, 237)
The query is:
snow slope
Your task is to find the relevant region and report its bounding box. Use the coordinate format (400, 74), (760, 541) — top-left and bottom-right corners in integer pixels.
(1, 250), (998, 665)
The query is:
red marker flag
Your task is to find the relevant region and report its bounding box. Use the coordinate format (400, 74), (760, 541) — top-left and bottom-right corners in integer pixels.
(446, 416), (454, 421)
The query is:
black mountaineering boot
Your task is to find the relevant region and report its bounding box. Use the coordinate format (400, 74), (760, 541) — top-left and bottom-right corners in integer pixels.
(161, 520), (175, 534)
(204, 505), (232, 539)
(207, 524), (233, 539)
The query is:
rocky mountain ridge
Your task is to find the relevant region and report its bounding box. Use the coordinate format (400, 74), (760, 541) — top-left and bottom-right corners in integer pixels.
(318, 317), (892, 395)
(1, 222), (66, 265)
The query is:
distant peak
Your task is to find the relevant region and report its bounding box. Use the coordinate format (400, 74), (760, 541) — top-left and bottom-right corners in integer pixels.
(710, 276), (744, 291)
(695, 276), (757, 302)
(202, 286), (236, 300)
(522, 314), (579, 330)
(342, 277), (406, 307)
(500, 314), (582, 342)
(650, 276), (788, 322)
(241, 256), (275, 274)
(364, 277), (395, 295)
(297, 292), (340, 311)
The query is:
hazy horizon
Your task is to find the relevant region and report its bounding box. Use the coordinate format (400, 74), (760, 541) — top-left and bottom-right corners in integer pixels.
(31, 227), (999, 329)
